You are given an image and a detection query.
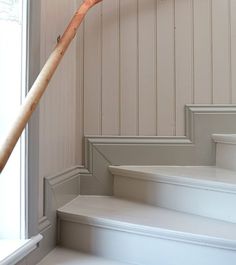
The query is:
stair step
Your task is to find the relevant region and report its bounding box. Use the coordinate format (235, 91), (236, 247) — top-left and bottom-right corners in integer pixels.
(213, 134), (236, 171)
(110, 166), (236, 192)
(110, 166), (236, 222)
(37, 247), (130, 265)
(58, 196), (236, 265)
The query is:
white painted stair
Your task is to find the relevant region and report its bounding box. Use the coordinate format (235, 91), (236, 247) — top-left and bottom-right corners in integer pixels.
(38, 247), (131, 265)
(56, 134), (236, 265)
(213, 134), (236, 171)
(58, 195), (236, 265)
(109, 165), (236, 223)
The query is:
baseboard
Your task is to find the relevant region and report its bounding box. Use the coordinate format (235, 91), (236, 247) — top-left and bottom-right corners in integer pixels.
(17, 167), (81, 264)
(81, 104), (236, 195)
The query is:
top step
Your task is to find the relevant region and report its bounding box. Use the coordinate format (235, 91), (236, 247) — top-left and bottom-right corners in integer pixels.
(213, 134), (236, 171)
(109, 166), (236, 223)
(109, 166), (236, 193)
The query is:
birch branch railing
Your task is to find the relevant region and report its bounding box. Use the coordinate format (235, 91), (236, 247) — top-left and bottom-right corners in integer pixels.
(0, 0), (102, 173)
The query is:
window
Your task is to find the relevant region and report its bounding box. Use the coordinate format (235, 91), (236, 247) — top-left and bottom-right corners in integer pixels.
(0, 0), (27, 241)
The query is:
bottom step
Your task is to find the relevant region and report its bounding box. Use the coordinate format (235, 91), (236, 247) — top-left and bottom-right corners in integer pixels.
(37, 247), (130, 265)
(57, 196), (236, 265)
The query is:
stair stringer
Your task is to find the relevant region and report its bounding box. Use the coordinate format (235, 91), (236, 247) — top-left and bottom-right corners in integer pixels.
(81, 105), (236, 195)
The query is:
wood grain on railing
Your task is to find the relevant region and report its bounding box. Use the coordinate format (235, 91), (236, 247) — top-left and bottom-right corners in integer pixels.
(0, 0), (102, 173)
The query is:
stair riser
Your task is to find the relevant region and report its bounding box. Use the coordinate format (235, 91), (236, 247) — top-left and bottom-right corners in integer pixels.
(59, 220), (236, 265)
(114, 175), (236, 223)
(216, 143), (236, 171)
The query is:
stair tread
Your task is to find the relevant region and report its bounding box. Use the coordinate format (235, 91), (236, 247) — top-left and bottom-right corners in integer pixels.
(109, 166), (236, 191)
(37, 247), (130, 265)
(58, 196), (236, 249)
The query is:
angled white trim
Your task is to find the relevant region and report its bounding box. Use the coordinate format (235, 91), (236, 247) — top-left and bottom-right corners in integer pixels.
(45, 167), (81, 187)
(212, 134), (236, 145)
(185, 104), (236, 113)
(81, 105), (236, 195)
(85, 136), (191, 144)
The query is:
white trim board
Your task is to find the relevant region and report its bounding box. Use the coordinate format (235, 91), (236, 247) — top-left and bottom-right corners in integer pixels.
(212, 134), (236, 145)
(81, 105), (236, 195)
(0, 235), (42, 265)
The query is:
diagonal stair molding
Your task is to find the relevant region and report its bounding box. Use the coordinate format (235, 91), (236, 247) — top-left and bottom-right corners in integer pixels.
(39, 104), (236, 264)
(81, 105), (236, 195)
(0, 0), (102, 173)
(42, 104), (236, 225)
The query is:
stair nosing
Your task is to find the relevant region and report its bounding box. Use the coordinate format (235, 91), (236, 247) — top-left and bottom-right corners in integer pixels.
(109, 166), (236, 194)
(58, 196), (236, 251)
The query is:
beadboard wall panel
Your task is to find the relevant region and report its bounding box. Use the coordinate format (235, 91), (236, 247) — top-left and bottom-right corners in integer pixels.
(231, 0), (236, 103)
(84, 3), (102, 135)
(76, 0), (236, 144)
(102, 0), (120, 135)
(212, 0), (231, 103)
(39, 0), (77, 218)
(39, 0), (236, 217)
(175, 0), (193, 136)
(156, 0), (175, 136)
(76, 0), (85, 164)
(138, 0), (157, 136)
(120, 0), (139, 135)
(193, 0), (212, 104)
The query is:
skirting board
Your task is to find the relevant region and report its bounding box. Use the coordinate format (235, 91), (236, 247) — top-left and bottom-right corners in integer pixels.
(81, 105), (236, 195)
(19, 167), (81, 265)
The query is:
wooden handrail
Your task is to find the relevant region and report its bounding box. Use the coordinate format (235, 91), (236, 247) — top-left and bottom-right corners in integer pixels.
(0, 0), (102, 173)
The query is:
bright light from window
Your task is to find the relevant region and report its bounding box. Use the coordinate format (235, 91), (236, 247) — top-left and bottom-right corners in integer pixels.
(0, 0), (27, 240)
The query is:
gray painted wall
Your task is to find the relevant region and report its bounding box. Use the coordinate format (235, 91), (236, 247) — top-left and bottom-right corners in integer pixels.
(76, 0), (236, 158)
(38, 0), (236, 220)
(24, 0), (236, 264)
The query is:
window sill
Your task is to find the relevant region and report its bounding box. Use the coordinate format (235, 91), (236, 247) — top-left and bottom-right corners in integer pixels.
(0, 234), (43, 265)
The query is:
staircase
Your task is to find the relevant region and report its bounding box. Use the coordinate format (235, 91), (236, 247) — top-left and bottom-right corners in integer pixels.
(39, 134), (236, 265)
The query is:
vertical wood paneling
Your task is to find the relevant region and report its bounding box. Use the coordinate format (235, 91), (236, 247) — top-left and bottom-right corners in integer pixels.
(101, 0), (120, 135)
(157, 0), (175, 136)
(193, 0), (212, 103)
(212, 0), (231, 103)
(84, 3), (102, 135)
(76, 0), (85, 164)
(39, 0), (236, 217)
(138, 0), (157, 136)
(39, 0), (77, 218)
(79, 0), (236, 139)
(120, 0), (138, 135)
(175, 0), (193, 135)
(231, 0), (236, 103)
(39, 1), (236, 199)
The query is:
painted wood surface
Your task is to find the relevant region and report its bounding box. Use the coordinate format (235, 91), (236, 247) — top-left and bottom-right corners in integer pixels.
(76, 0), (235, 141)
(39, 0), (236, 217)
(39, 0), (79, 218)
